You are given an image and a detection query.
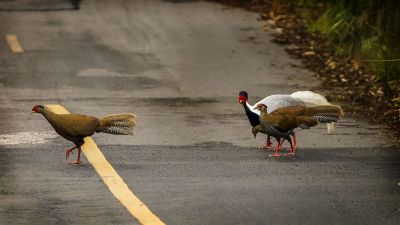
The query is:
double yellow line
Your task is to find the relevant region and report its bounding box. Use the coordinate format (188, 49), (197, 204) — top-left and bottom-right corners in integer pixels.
(46, 104), (166, 225)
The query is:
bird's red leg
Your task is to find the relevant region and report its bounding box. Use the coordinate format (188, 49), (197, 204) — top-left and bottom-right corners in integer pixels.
(259, 135), (273, 150)
(65, 146), (77, 160)
(284, 134), (297, 152)
(69, 146), (82, 165)
(284, 138), (296, 156)
(292, 133), (298, 151)
(279, 138), (284, 147)
(269, 138), (282, 157)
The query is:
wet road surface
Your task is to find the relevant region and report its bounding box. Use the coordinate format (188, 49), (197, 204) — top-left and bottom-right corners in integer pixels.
(0, 0), (399, 224)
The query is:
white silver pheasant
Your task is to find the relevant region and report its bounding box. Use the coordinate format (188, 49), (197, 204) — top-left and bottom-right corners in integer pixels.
(238, 90), (336, 150)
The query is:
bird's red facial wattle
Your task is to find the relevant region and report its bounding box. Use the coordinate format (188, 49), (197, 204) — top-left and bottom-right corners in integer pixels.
(31, 106), (39, 113)
(238, 95), (247, 104)
(31, 105), (44, 113)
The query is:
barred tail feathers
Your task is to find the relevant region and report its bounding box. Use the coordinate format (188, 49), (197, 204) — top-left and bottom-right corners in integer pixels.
(97, 113), (137, 135)
(309, 105), (344, 124)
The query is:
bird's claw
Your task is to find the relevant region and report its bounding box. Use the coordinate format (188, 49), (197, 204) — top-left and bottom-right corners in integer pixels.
(268, 153), (280, 157)
(258, 144), (273, 150)
(68, 160), (81, 165)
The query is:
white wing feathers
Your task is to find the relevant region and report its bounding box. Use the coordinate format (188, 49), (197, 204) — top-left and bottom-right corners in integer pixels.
(255, 94), (304, 113)
(290, 91), (330, 106)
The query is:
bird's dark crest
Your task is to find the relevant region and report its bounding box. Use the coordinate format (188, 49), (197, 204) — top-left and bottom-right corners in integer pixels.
(239, 91), (248, 98)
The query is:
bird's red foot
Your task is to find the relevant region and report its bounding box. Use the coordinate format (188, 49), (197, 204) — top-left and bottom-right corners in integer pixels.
(269, 147), (281, 157)
(68, 160), (82, 165)
(258, 140), (274, 150)
(258, 144), (273, 150)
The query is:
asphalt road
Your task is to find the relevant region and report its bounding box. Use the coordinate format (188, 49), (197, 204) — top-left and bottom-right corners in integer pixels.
(0, 0), (399, 224)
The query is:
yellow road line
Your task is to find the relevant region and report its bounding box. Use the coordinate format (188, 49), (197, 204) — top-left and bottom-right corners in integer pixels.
(6, 34), (24, 53)
(46, 104), (166, 225)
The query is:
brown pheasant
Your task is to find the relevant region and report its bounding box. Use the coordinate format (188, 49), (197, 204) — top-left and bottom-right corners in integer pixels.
(253, 104), (344, 157)
(31, 105), (137, 164)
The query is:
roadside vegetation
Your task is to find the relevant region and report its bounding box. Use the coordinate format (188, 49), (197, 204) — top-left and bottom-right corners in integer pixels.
(288, 0), (400, 91)
(212, 0), (400, 140)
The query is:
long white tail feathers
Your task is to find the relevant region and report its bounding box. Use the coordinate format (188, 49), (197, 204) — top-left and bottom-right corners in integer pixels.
(98, 113), (137, 135)
(327, 122), (335, 134)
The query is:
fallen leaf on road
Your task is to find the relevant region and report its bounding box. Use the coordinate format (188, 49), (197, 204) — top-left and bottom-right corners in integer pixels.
(303, 51), (316, 56)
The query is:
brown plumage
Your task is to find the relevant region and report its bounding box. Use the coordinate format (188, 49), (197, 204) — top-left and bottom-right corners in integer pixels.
(31, 105), (136, 164)
(260, 105), (343, 130)
(254, 104), (344, 157)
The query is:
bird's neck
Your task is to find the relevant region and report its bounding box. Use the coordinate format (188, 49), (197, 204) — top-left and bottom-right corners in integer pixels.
(259, 109), (268, 116)
(242, 101), (260, 127)
(41, 109), (58, 125)
(242, 101), (254, 113)
(244, 101), (252, 110)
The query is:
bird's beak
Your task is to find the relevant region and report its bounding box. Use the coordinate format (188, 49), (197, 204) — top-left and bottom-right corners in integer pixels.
(252, 129), (257, 139)
(30, 111), (35, 114)
(239, 100), (244, 104)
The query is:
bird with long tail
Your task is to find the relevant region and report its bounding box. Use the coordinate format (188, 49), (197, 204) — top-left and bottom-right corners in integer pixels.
(253, 104), (344, 157)
(238, 90), (334, 150)
(31, 105), (136, 164)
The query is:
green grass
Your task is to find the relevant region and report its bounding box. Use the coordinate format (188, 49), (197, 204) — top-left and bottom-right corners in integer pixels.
(284, 0), (400, 86)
